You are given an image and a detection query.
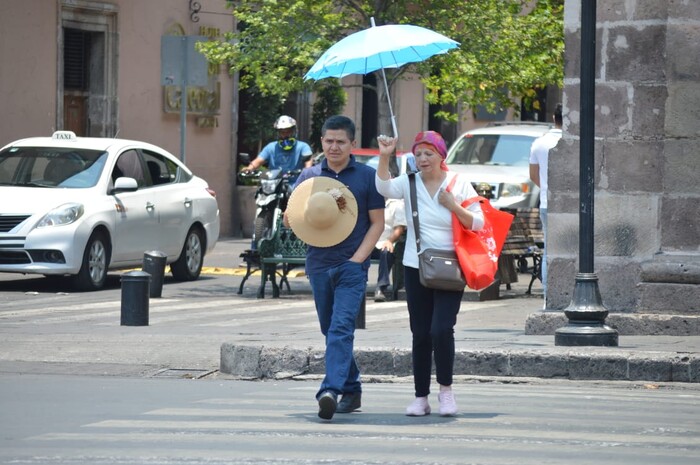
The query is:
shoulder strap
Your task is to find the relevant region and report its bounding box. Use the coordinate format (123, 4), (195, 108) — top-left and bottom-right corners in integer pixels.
(408, 173), (422, 253)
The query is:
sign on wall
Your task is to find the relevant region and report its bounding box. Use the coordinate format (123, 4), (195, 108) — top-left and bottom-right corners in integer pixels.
(161, 34), (220, 127)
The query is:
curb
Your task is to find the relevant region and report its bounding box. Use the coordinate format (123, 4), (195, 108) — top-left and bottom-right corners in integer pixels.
(220, 343), (700, 384)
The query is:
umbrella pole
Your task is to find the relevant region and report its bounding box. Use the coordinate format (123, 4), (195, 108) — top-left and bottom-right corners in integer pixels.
(370, 17), (397, 138)
(380, 67), (398, 138)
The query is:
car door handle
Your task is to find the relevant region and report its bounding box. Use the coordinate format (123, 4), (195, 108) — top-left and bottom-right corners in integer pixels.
(184, 197), (192, 207)
(146, 202), (155, 211)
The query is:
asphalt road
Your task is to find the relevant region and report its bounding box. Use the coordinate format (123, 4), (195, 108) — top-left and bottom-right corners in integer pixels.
(1, 240), (700, 464)
(1, 375), (699, 465)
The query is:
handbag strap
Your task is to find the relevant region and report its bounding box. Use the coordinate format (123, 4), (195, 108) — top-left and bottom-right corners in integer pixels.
(409, 172), (460, 254)
(461, 195), (486, 208)
(408, 173), (422, 253)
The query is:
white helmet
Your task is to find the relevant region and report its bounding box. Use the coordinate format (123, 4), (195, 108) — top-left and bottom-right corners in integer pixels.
(274, 115), (297, 130)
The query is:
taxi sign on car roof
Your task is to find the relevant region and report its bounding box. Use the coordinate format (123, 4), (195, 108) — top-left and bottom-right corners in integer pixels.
(52, 131), (78, 141)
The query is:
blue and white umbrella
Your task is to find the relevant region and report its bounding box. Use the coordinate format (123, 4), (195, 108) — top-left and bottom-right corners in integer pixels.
(304, 18), (460, 137)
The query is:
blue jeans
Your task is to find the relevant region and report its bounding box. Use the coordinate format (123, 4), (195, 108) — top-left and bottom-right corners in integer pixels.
(308, 261), (367, 399)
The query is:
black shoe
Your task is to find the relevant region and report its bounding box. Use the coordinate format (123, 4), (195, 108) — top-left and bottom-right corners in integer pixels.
(374, 288), (387, 302)
(318, 391), (337, 420)
(336, 392), (362, 414)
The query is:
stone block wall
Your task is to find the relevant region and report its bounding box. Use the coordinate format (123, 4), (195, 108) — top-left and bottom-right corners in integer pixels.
(549, 1), (700, 313)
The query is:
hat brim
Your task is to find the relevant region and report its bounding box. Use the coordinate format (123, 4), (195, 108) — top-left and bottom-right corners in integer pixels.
(287, 177), (358, 248)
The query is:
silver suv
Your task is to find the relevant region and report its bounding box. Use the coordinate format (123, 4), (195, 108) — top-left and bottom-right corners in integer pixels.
(445, 122), (552, 209)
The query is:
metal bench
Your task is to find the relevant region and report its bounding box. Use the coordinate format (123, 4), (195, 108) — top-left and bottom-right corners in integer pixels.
(237, 217), (405, 300)
(500, 208), (544, 294)
(236, 220), (306, 299)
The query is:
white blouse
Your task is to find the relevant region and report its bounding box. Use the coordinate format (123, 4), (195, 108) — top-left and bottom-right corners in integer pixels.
(375, 171), (484, 269)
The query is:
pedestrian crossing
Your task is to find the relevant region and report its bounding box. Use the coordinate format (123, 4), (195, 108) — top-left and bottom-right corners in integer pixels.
(0, 295), (416, 329)
(0, 293), (517, 329)
(7, 380), (700, 465)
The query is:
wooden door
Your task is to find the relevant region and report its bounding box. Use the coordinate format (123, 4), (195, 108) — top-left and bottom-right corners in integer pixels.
(64, 95), (87, 136)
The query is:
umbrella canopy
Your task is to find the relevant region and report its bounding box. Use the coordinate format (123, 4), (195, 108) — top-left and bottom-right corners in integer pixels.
(304, 23), (459, 81)
(304, 19), (460, 137)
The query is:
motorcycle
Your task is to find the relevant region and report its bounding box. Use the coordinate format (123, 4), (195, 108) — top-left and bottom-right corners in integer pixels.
(238, 167), (301, 250)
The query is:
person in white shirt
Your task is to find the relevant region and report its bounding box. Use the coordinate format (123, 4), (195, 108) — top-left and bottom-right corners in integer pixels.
(371, 198), (407, 302)
(375, 130), (484, 418)
(529, 103), (563, 302)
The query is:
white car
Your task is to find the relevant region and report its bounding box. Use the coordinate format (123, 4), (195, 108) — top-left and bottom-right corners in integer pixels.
(445, 122), (552, 209)
(0, 131), (220, 291)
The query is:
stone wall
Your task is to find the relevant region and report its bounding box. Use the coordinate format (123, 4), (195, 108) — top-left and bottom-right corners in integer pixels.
(548, 1), (700, 314)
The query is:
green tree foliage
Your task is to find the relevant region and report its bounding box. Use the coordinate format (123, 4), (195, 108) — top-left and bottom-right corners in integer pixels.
(198, 0), (563, 133)
(238, 88), (284, 155)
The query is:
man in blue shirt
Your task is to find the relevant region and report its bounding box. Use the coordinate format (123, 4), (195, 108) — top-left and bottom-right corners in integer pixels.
(246, 115), (313, 172)
(285, 115), (385, 420)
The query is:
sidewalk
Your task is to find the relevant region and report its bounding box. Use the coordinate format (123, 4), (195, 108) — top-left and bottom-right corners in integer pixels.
(208, 238), (700, 384)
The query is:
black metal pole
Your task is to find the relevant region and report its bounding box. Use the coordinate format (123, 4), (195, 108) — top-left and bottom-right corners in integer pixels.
(555, 0), (618, 346)
(579, 0), (595, 274)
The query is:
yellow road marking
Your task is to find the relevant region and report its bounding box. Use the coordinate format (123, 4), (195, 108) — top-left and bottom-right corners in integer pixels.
(121, 267), (305, 278)
(201, 267), (306, 277)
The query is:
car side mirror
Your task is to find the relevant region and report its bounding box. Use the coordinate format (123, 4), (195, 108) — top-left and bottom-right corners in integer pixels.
(111, 176), (139, 194)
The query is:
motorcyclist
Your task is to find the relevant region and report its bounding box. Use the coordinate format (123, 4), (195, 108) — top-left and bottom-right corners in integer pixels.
(246, 115), (313, 172)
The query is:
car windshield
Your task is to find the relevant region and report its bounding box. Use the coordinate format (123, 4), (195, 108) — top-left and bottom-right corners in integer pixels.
(0, 147), (108, 188)
(446, 134), (536, 167)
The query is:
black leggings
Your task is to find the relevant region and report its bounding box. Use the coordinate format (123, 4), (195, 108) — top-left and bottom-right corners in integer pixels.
(404, 266), (464, 397)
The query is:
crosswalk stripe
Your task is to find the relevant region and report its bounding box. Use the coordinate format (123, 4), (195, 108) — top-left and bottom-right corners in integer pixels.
(1, 298), (316, 325)
(43, 417), (696, 448)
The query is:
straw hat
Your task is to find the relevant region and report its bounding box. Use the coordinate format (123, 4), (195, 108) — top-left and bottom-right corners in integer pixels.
(286, 177), (357, 247)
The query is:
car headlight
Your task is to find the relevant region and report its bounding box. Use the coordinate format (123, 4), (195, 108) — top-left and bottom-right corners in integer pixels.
(500, 183), (530, 198)
(36, 203), (85, 228)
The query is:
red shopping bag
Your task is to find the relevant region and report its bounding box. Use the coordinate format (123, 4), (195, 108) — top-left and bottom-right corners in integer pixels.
(451, 197), (513, 290)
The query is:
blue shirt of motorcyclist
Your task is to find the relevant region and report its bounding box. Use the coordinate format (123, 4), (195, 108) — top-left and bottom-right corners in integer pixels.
(257, 131), (313, 172)
(293, 155), (385, 276)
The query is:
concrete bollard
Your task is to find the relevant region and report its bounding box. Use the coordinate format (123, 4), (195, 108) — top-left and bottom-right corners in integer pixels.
(120, 270), (151, 326)
(142, 250), (167, 298)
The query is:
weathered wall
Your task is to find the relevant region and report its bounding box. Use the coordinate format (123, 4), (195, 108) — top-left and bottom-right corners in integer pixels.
(0, 1), (58, 139)
(549, 1), (700, 313)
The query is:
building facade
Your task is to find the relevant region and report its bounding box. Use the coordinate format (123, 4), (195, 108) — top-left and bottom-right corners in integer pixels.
(0, 0), (238, 235)
(4, 0), (514, 238)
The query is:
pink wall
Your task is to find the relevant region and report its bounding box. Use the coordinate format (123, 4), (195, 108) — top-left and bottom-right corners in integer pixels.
(0, 0), (58, 142)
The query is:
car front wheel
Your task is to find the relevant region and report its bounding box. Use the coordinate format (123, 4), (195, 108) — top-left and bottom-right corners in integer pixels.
(171, 226), (204, 281)
(72, 231), (110, 291)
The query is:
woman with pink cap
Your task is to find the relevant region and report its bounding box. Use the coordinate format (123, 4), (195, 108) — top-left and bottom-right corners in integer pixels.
(375, 131), (484, 417)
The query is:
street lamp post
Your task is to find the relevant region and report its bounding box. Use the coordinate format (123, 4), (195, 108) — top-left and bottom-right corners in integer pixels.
(554, 0), (618, 346)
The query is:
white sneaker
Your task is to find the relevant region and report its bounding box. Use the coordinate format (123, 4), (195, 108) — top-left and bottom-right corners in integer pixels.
(438, 390), (458, 416)
(405, 396), (431, 416)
